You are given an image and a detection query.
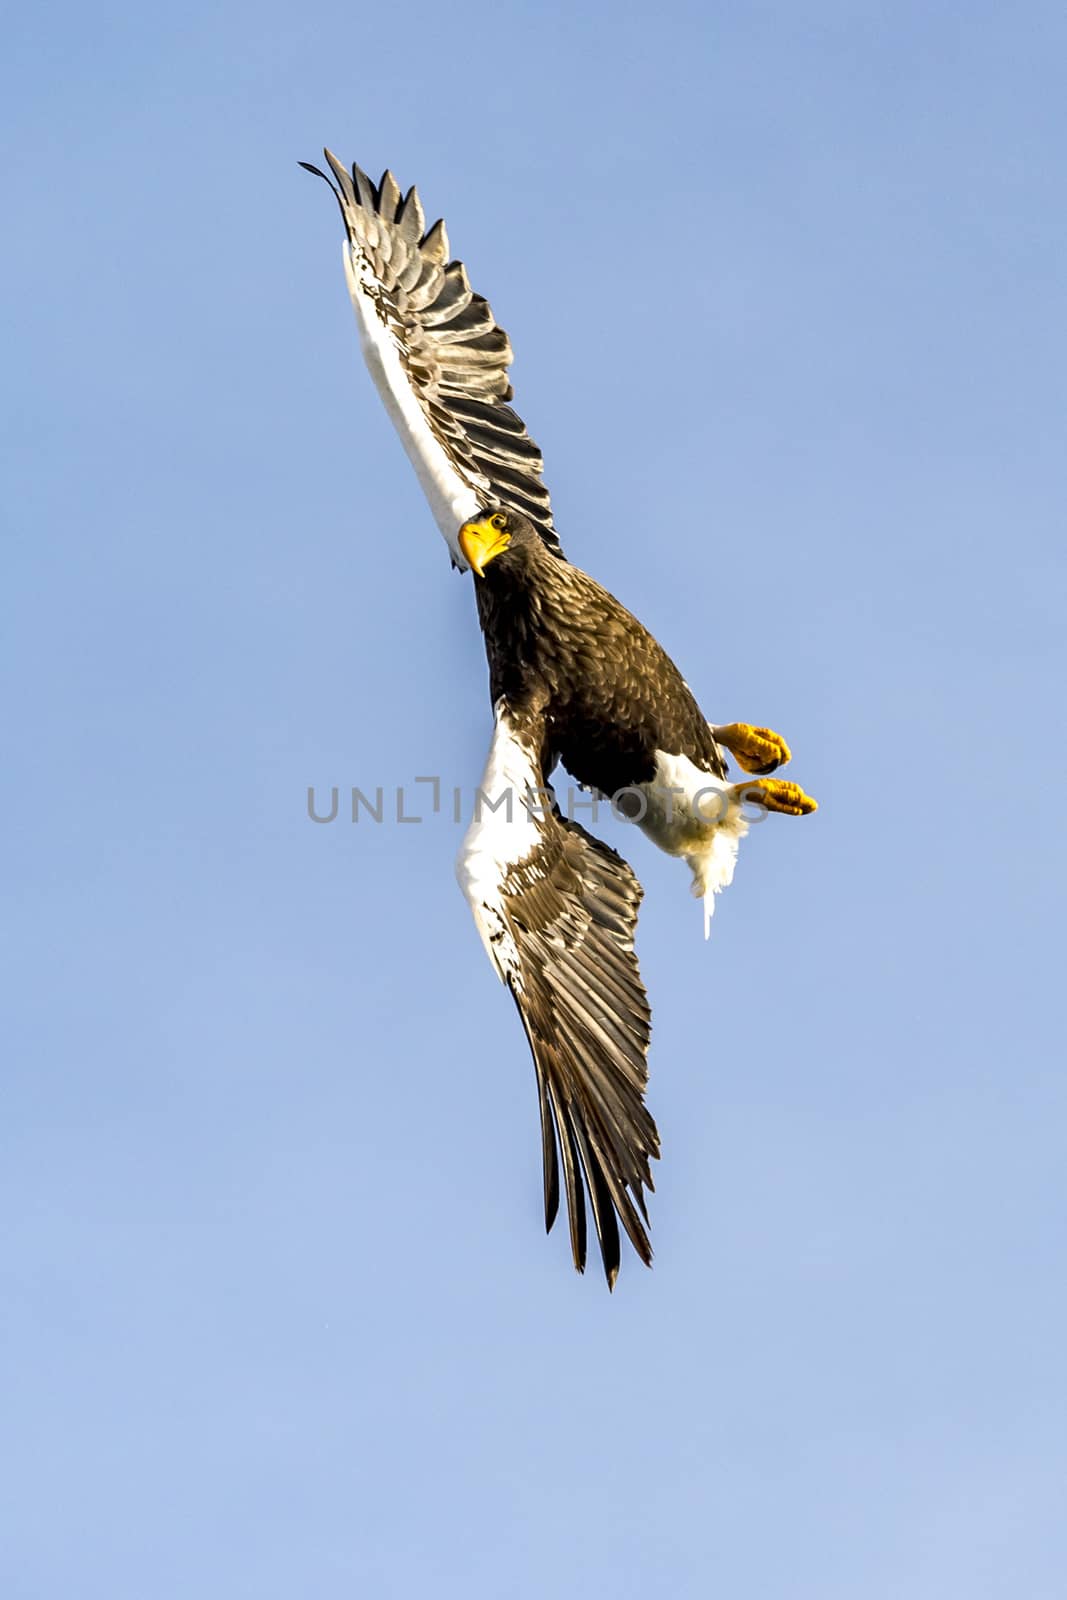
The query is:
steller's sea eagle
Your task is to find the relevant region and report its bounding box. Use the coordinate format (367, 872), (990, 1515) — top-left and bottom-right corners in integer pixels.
(302, 151), (816, 1287)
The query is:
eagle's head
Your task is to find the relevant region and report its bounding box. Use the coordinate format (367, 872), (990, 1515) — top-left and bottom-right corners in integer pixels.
(457, 507), (542, 579)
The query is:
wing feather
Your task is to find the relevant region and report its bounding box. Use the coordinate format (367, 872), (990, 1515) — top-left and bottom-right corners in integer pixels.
(303, 152), (562, 565)
(377, 168), (402, 222)
(456, 705), (659, 1287)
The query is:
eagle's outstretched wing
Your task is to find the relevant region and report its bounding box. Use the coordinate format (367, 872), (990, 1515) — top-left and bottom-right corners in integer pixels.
(456, 704), (658, 1286)
(302, 151), (561, 567)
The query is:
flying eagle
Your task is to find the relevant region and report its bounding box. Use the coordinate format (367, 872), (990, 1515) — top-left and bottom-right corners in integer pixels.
(302, 151), (816, 1287)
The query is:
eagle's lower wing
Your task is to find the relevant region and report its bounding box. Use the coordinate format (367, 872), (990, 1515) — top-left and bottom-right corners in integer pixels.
(457, 704), (659, 1287)
(302, 152), (561, 568)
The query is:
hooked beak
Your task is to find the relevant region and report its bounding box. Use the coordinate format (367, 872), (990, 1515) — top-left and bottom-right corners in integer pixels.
(458, 516), (510, 578)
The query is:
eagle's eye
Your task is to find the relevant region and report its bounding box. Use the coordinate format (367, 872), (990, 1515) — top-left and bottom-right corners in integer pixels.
(491, 513), (507, 532)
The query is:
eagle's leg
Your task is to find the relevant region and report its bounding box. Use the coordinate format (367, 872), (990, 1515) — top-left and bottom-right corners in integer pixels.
(712, 723), (792, 776)
(735, 777), (818, 816)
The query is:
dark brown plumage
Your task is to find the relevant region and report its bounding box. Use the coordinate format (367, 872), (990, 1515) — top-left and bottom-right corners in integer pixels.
(472, 510), (727, 798)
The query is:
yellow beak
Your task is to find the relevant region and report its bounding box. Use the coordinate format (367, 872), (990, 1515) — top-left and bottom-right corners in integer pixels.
(458, 517), (510, 578)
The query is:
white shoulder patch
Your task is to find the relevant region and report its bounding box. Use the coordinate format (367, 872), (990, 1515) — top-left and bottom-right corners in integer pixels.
(343, 243), (482, 567)
(455, 704), (545, 983)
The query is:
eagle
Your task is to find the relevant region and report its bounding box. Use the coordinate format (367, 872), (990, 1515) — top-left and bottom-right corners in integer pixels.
(302, 151), (816, 1287)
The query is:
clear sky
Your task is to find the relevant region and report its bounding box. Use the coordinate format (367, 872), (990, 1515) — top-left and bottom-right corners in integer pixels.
(3, 2), (1066, 1595)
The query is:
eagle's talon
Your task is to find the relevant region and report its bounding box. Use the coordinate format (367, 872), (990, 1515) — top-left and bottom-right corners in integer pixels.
(736, 777), (818, 816)
(714, 722), (792, 775)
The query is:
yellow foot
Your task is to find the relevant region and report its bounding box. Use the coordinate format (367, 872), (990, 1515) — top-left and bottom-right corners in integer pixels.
(736, 778), (818, 816)
(714, 722), (792, 775)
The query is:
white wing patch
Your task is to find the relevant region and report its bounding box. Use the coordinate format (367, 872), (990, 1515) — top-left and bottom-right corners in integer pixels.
(343, 244), (482, 568)
(455, 703), (544, 983)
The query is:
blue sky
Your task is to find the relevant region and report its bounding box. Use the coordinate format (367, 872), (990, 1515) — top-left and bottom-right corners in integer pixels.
(3, 1), (1066, 1594)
